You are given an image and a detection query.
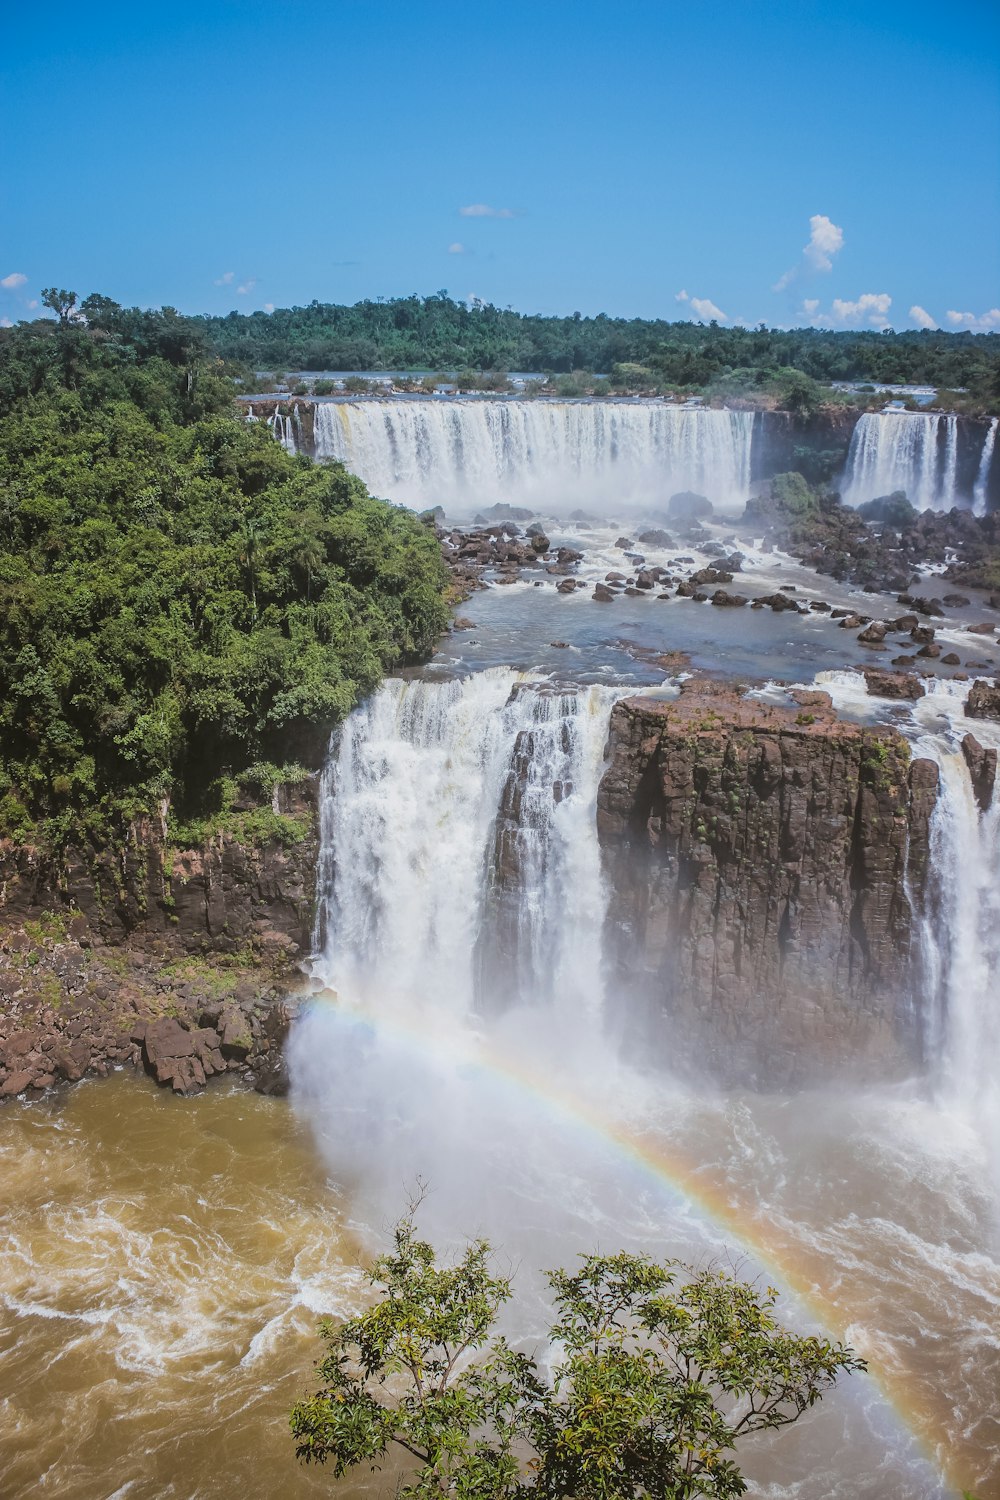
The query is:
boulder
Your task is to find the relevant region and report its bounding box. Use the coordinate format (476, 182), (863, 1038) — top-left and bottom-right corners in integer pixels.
(966, 680), (1000, 721)
(858, 621), (887, 645)
(910, 625), (935, 645)
(967, 622), (996, 635)
(667, 491), (713, 521)
(0, 1070), (34, 1097)
(863, 669), (925, 700)
(711, 590), (747, 607)
(637, 529), (674, 546)
(592, 585), (615, 602)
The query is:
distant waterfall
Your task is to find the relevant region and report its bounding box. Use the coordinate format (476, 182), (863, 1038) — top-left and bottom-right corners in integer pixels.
(842, 413), (957, 509)
(842, 411), (998, 511)
(308, 399), (756, 510)
(313, 670), (623, 1023)
(268, 408), (299, 454)
(973, 417), (998, 515)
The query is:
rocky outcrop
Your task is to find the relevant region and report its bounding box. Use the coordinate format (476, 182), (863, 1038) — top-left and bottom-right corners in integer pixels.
(0, 780), (319, 958)
(961, 733), (997, 811)
(597, 681), (938, 1087)
(0, 781), (319, 1100)
(965, 680), (1000, 721)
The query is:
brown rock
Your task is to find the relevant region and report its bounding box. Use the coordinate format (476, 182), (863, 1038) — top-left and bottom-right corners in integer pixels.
(863, 669), (925, 700)
(962, 733), (997, 811)
(0, 1070), (34, 1097)
(966, 680), (1000, 721)
(596, 680), (934, 1088)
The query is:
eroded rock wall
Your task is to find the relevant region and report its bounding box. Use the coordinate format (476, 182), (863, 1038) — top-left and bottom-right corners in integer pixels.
(598, 682), (938, 1087)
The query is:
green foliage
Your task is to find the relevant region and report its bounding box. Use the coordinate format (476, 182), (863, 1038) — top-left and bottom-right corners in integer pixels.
(0, 298), (449, 848)
(856, 491), (917, 527)
(196, 295), (1000, 407)
(290, 1215), (865, 1498)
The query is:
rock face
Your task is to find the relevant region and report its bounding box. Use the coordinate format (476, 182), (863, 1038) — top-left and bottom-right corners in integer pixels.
(0, 781), (319, 1099)
(597, 681), (939, 1087)
(0, 780), (319, 958)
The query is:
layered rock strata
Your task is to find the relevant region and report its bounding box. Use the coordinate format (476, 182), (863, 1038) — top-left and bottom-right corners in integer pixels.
(597, 681), (939, 1087)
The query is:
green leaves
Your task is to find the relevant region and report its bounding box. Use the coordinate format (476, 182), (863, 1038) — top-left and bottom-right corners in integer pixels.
(0, 314), (449, 847)
(290, 1222), (865, 1499)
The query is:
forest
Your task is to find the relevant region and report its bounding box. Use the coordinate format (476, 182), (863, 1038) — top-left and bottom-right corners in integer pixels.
(200, 293), (1000, 400)
(0, 294), (449, 850)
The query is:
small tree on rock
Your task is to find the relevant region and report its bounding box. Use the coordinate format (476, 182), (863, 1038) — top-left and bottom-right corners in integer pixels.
(290, 1215), (865, 1498)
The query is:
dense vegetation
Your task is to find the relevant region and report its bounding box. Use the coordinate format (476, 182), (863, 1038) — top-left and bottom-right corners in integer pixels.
(202, 293), (1000, 405)
(290, 1212), (864, 1498)
(0, 294), (449, 849)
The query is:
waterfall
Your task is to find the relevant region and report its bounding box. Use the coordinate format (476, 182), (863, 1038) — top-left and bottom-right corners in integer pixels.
(308, 399), (755, 510)
(913, 704), (1000, 1185)
(973, 417), (998, 515)
(313, 670), (624, 1023)
(268, 409), (298, 453)
(842, 412), (959, 510)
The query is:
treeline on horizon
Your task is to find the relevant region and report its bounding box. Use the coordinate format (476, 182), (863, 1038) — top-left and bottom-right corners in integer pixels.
(199, 293), (1000, 404)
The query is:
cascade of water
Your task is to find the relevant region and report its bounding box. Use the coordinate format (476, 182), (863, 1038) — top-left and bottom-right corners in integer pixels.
(313, 670), (624, 1025)
(309, 399), (755, 510)
(843, 412), (949, 509)
(973, 417), (998, 515)
(913, 712), (1000, 1184)
(941, 413), (958, 504)
(817, 672), (1000, 1182)
(267, 409), (298, 454)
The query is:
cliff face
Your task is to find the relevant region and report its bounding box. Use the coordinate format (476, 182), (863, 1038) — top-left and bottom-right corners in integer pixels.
(597, 683), (938, 1087)
(0, 781), (319, 963)
(0, 782), (319, 1099)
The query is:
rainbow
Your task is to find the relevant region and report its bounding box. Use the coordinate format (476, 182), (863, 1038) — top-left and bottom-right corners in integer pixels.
(298, 986), (961, 1497)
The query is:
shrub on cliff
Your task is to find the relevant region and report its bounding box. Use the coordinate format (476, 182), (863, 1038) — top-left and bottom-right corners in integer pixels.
(290, 1213), (864, 1499)
(0, 296), (449, 847)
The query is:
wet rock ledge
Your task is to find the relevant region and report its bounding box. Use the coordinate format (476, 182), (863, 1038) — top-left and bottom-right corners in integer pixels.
(598, 679), (940, 1088)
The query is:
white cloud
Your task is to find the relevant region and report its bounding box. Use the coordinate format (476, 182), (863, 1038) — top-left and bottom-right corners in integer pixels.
(448, 242), (465, 254)
(263, 302), (275, 313)
(689, 296), (727, 322)
(802, 298), (820, 315)
(804, 214), (844, 272)
(236, 279), (257, 296)
(774, 215), (844, 291)
(675, 290), (726, 321)
(829, 292), (892, 328)
(459, 204), (514, 218)
(945, 307), (1000, 331)
(909, 304), (937, 330)
(1, 272), (27, 290)
(0, 317), (12, 328)
(214, 271), (235, 286)
(27, 299), (38, 310)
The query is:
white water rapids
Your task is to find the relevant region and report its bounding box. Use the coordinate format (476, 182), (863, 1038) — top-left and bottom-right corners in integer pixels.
(288, 668), (1000, 1499)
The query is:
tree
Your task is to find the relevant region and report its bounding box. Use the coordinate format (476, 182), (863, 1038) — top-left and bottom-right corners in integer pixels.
(289, 1215), (865, 1498)
(40, 287), (80, 323)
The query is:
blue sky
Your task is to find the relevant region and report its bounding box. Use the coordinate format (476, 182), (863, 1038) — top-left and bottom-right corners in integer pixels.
(2, 0), (998, 331)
